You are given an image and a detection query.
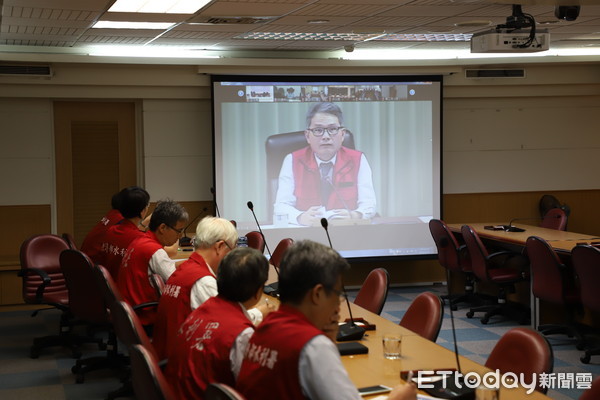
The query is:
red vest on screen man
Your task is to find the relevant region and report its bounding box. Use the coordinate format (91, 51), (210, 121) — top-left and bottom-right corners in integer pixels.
(292, 146), (361, 211)
(117, 231), (163, 326)
(80, 208), (123, 264)
(236, 305), (322, 400)
(152, 252), (213, 361)
(165, 295), (254, 399)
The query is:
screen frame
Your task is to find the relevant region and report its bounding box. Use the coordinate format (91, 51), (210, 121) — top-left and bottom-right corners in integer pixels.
(210, 74), (444, 263)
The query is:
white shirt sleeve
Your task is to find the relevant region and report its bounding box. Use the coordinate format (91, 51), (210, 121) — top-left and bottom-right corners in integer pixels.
(230, 326), (254, 380)
(190, 275), (218, 310)
(148, 248), (176, 282)
(299, 335), (361, 400)
(356, 154), (377, 219)
(273, 154), (303, 224)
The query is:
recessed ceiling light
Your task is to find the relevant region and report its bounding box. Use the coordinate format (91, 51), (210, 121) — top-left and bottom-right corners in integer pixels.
(308, 19), (330, 24)
(108, 0), (211, 14)
(92, 21), (175, 29)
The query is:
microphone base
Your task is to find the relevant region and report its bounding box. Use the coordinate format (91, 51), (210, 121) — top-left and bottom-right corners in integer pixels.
(179, 237), (193, 247)
(502, 225), (525, 232)
(336, 322), (366, 342)
(422, 374), (475, 400)
(263, 282), (279, 297)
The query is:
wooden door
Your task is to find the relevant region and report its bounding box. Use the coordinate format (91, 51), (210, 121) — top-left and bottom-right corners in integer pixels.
(54, 101), (137, 246)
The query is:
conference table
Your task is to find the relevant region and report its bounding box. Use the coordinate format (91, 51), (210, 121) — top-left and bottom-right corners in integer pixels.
(446, 222), (600, 253)
(332, 301), (552, 399)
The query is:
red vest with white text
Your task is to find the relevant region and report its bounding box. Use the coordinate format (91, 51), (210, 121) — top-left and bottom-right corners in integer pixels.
(152, 252), (213, 360)
(81, 209), (123, 265)
(101, 219), (145, 281)
(292, 146), (362, 211)
(117, 231), (163, 325)
(165, 296), (254, 399)
(236, 305), (322, 400)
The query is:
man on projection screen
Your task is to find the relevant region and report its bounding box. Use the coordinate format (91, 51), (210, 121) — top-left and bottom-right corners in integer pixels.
(274, 102), (376, 226)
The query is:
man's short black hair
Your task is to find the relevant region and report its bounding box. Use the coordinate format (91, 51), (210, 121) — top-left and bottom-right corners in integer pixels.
(148, 199), (188, 231)
(217, 247), (269, 303)
(305, 102), (344, 128)
(278, 240), (349, 305)
(118, 186), (150, 219)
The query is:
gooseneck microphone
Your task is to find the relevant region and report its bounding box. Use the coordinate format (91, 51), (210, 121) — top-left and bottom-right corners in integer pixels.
(320, 218), (365, 342)
(421, 268), (475, 399)
(179, 207), (209, 247)
(502, 216), (553, 232)
(247, 201), (279, 296)
(210, 187), (221, 218)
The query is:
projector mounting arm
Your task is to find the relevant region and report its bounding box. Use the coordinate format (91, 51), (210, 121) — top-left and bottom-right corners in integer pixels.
(495, 5), (536, 48)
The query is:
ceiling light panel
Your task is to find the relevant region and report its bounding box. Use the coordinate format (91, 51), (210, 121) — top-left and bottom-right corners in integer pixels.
(108, 0), (211, 14)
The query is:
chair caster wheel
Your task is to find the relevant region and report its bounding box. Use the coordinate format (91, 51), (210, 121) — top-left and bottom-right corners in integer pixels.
(481, 318), (489, 325)
(466, 311), (474, 319)
(581, 355), (591, 364)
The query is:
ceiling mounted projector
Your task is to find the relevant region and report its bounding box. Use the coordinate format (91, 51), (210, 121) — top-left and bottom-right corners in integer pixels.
(470, 4), (549, 53)
(471, 29), (549, 53)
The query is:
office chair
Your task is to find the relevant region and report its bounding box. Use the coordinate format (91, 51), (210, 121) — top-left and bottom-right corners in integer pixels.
(19, 234), (78, 358)
(264, 130), (355, 222)
(485, 327), (553, 394)
(428, 219), (476, 310)
(270, 238), (294, 270)
(60, 249), (124, 383)
(399, 292), (444, 342)
(245, 231), (266, 253)
(579, 376), (600, 400)
(354, 268), (389, 315)
(540, 207), (568, 231)
(525, 236), (582, 343)
(205, 383), (247, 400)
(461, 225), (530, 325)
(571, 244), (600, 364)
(62, 232), (78, 249)
(130, 344), (175, 400)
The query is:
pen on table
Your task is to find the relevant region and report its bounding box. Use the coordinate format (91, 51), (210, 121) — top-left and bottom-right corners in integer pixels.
(407, 370), (414, 384)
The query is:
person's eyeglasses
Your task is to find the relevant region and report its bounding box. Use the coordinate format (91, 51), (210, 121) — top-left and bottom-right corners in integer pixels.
(166, 224), (184, 235)
(308, 127), (344, 137)
(219, 239), (234, 250)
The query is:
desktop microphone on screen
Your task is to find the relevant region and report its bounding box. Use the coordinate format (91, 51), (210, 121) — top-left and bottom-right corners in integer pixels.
(179, 207), (209, 247)
(320, 218), (365, 342)
(210, 187), (221, 218)
(247, 201), (278, 296)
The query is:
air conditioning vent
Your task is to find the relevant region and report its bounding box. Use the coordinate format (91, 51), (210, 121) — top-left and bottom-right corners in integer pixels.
(0, 64), (53, 77)
(465, 69), (525, 78)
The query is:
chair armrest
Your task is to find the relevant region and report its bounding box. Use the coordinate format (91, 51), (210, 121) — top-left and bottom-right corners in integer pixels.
(18, 267), (51, 302)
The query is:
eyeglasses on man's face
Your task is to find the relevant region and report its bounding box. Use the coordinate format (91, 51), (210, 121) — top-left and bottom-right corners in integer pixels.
(166, 224), (185, 235)
(308, 126), (345, 137)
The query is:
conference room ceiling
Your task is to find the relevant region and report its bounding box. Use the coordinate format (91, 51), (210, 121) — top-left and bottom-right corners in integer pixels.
(1, 0), (600, 58)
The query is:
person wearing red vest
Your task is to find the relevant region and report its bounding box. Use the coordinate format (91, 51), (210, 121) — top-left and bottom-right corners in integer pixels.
(164, 247), (269, 399)
(236, 240), (416, 400)
(274, 102), (376, 226)
(153, 216), (271, 360)
(80, 190), (124, 263)
(118, 200), (188, 327)
(100, 186), (150, 280)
